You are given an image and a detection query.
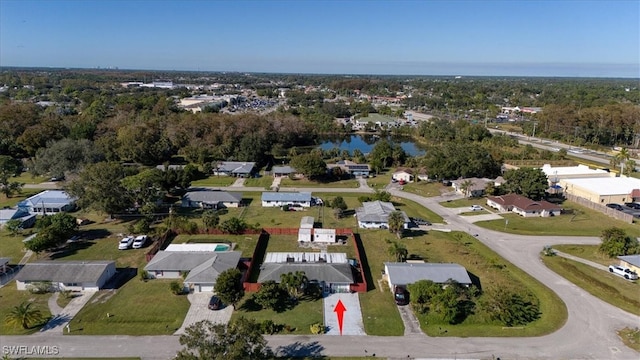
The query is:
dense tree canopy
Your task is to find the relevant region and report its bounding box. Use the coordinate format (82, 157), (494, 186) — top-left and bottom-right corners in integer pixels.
(502, 167), (549, 200)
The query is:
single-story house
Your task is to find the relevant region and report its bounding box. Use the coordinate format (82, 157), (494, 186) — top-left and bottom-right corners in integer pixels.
(19, 190), (77, 215)
(181, 190), (242, 209)
(392, 169), (414, 183)
(355, 200), (410, 229)
(486, 193), (561, 217)
(144, 248), (241, 293)
(452, 178), (492, 198)
(618, 255), (640, 274)
(327, 160), (370, 177)
(213, 161), (255, 177)
(384, 262), (473, 292)
(258, 252), (355, 293)
(416, 168), (430, 182)
(15, 260), (116, 291)
(156, 164), (187, 171)
(261, 192), (312, 207)
(0, 208), (36, 228)
(271, 166), (296, 177)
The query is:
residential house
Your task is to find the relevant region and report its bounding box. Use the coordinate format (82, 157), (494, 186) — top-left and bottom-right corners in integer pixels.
(181, 190), (242, 209)
(15, 261), (116, 291)
(384, 262), (473, 292)
(452, 178), (492, 198)
(618, 255), (640, 274)
(355, 200), (410, 229)
(19, 190), (77, 215)
(144, 247), (241, 293)
(0, 208), (36, 228)
(416, 168), (430, 182)
(261, 192), (312, 207)
(258, 252), (355, 293)
(486, 193), (561, 217)
(0, 257), (10, 274)
(213, 161), (255, 177)
(327, 160), (370, 177)
(155, 164), (187, 171)
(392, 169), (414, 183)
(271, 166), (296, 178)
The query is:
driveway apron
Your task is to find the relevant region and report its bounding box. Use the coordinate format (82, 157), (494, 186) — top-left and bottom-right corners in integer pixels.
(323, 292), (365, 336)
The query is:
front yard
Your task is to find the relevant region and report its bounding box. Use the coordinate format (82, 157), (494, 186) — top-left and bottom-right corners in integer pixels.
(0, 283), (52, 335)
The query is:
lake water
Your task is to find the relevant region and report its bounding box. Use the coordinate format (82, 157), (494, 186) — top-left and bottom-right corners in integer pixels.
(319, 134), (425, 156)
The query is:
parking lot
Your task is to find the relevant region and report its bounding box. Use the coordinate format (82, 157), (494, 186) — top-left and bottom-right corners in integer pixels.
(174, 293), (232, 335)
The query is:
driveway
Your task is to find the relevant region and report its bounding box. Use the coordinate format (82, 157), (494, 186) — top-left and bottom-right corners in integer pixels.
(174, 293), (232, 335)
(37, 291), (95, 335)
(323, 293), (365, 336)
(396, 304), (423, 335)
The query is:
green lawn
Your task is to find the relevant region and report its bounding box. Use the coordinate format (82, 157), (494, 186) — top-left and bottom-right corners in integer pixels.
(618, 327), (640, 352)
(0, 188), (47, 208)
(0, 283), (52, 335)
(191, 176), (236, 187)
(68, 279), (190, 335)
(402, 181), (450, 198)
(357, 229), (567, 337)
(438, 197), (486, 208)
(9, 173), (49, 184)
(364, 173), (391, 188)
(243, 175), (275, 188)
(542, 255), (640, 315)
(280, 178), (359, 188)
(231, 294), (324, 335)
(552, 244), (613, 266)
(0, 229), (35, 263)
(476, 201), (640, 237)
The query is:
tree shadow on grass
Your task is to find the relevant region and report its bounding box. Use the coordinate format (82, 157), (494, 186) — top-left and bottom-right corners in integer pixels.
(102, 267), (137, 290)
(275, 340), (326, 359)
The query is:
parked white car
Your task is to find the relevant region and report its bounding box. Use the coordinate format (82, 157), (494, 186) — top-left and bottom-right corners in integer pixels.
(132, 235), (148, 249)
(608, 265), (638, 280)
(118, 236), (134, 250)
(470, 205), (483, 211)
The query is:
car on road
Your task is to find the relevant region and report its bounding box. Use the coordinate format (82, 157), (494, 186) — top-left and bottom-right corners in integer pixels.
(394, 286), (409, 306)
(208, 296), (223, 310)
(118, 236), (134, 250)
(624, 202), (640, 210)
(606, 203), (624, 211)
(470, 205), (483, 211)
(608, 265), (638, 280)
(132, 235), (148, 249)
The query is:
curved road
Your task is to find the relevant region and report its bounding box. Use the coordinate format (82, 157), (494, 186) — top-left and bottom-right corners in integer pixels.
(1, 186), (639, 359)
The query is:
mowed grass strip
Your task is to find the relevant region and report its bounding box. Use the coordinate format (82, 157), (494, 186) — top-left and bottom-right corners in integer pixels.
(0, 282), (52, 335)
(191, 176), (236, 187)
(552, 244), (613, 266)
(475, 200), (640, 237)
(280, 177), (359, 188)
(617, 327), (640, 352)
(403, 181), (453, 198)
(542, 255), (640, 316)
(69, 279), (190, 335)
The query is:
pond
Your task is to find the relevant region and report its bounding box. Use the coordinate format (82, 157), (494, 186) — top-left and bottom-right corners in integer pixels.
(318, 134), (425, 156)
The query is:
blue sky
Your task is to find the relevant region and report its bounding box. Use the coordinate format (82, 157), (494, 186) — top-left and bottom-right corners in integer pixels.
(1, 0), (638, 77)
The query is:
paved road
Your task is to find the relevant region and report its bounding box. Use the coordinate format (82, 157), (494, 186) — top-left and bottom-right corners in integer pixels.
(2, 186), (639, 359)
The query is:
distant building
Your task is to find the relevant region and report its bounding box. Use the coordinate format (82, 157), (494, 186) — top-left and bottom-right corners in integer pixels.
(19, 190), (77, 215)
(355, 200), (410, 229)
(271, 165), (296, 177)
(261, 192), (312, 207)
(560, 177), (640, 204)
(181, 190), (242, 209)
(213, 161), (255, 177)
(327, 160), (370, 177)
(486, 193), (561, 217)
(451, 178), (493, 198)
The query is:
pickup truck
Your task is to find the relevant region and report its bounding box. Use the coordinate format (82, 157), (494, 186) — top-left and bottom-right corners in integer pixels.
(608, 265), (638, 280)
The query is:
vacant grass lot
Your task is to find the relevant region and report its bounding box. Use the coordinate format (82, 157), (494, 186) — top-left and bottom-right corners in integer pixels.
(552, 244), (613, 266)
(243, 175), (274, 188)
(0, 283), (52, 335)
(476, 201), (640, 237)
(280, 177), (359, 188)
(358, 230), (567, 337)
(403, 181), (451, 198)
(68, 279), (190, 335)
(9, 173), (49, 184)
(542, 255), (640, 315)
(1, 230), (35, 263)
(191, 176), (236, 187)
(439, 198), (487, 208)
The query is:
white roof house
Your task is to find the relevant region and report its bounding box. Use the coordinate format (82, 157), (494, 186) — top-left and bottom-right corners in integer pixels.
(355, 200), (410, 229)
(384, 262), (473, 292)
(261, 192), (312, 207)
(19, 190), (77, 215)
(560, 176), (640, 204)
(15, 261), (116, 291)
(181, 190), (242, 209)
(213, 161), (255, 177)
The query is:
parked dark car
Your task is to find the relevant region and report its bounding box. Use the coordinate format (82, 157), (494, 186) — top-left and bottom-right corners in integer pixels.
(208, 296), (222, 310)
(394, 286), (409, 306)
(606, 203), (624, 211)
(624, 202), (640, 210)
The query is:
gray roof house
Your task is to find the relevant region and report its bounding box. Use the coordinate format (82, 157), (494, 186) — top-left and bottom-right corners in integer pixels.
(0, 208), (36, 228)
(15, 260), (116, 291)
(271, 166), (296, 177)
(261, 192), (312, 207)
(144, 250), (241, 293)
(213, 161), (255, 177)
(384, 262), (473, 292)
(19, 190), (77, 215)
(258, 252), (354, 293)
(618, 254), (640, 274)
(355, 200), (410, 229)
(181, 190), (242, 209)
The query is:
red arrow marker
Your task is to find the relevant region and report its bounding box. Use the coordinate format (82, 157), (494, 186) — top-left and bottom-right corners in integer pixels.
(333, 299), (347, 335)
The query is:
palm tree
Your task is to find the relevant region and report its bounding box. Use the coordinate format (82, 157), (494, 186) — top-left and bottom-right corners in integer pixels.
(460, 179), (474, 198)
(5, 301), (44, 329)
(387, 211), (406, 239)
(280, 271), (308, 299)
(616, 148), (630, 175)
(388, 241), (408, 262)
